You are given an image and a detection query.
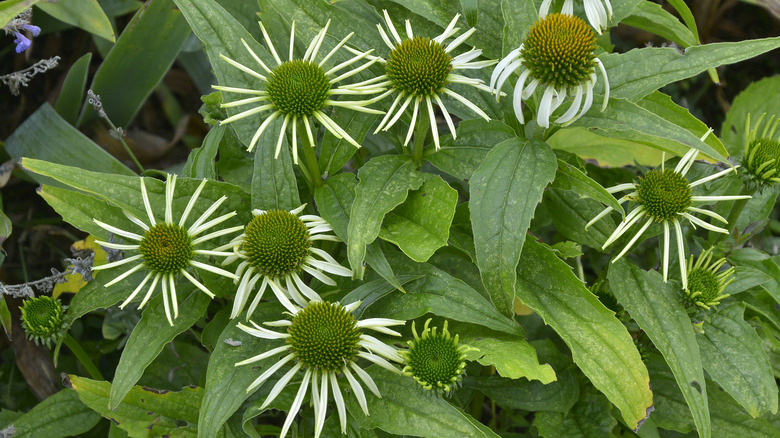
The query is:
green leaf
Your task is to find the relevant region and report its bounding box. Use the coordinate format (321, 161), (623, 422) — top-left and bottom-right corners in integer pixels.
(697, 302), (778, 418)
(109, 289), (211, 409)
(516, 239), (653, 430)
(8, 389), (100, 438)
(348, 155), (423, 278)
(251, 117), (299, 211)
(182, 124), (222, 179)
(197, 303), (285, 438)
(0, 295), (11, 340)
(55, 53), (92, 125)
(0, 0), (44, 28)
(463, 370), (578, 413)
(84, 0), (190, 127)
(346, 367), (501, 438)
(500, 0), (536, 56)
(604, 37), (780, 102)
(552, 159), (624, 216)
(572, 98), (727, 161)
(621, 1), (697, 47)
(6, 104), (134, 177)
(544, 188), (617, 251)
(727, 248), (780, 304)
(379, 173), (458, 262)
(448, 202), (476, 261)
(470, 138), (557, 315)
(534, 392), (617, 438)
(721, 75), (780, 157)
(69, 375), (202, 437)
(428, 119), (515, 180)
(608, 260), (710, 438)
(37, 0), (115, 42)
(319, 111), (378, 176)
(724, 265), (773, 296)
(548, 127), (664, 168)
(452, 322), (556, 383)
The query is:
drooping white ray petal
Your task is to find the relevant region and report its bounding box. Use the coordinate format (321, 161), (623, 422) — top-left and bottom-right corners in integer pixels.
(235, 345), (292, 366)
(104, 261), (146, 287)
(120, 271), (154, 309)
(93, 220), (143, 242)
(611, 218), (654, 262)
(258, 21), (282, 65)
(246, 353), (296, 393)
(279, 369), (311, 438)
(662, 221), (670, 282)
(180, 269), (216, 299)
(139, 274), (161, 309)
(674, 220), (687, 290)
(329, 372), (347, 433)
(351, 362), (381, 397)
(342, 365), (369, 415)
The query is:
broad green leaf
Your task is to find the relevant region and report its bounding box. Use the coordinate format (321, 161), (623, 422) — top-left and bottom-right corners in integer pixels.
(721, 75), (780, 157)
(315, 173), (408, 292)
(348, 155), (423, 278)
(452, 322), (556, 383)
(319, 111), (378, 176)
(572, 98), (726, 161)
(216, 127), (253, 188)
(516, 239), (653, 430)
(534, 392), (617, 438)
(470, 138), (557, 315)
(727, 248), (780, 304)
(0, 295), (11, 340)
(0, 0), (43, 28)
(500, 0), (536, 56)
(724, 265), (773, 296)
(548, 127), (664, 167)
(251, 117), (299, 211)
(341, 275), (424, 317)
(742, 289), (780, 332)
(69, 375), (201, 437)
(83, 0), (190, 127)
(182, 124), (221, 179)
(460, 0), (478, 26)
(544, 188), (617, 251)
(463, 371), (578, 413)
(696, 302), (778, 418)
(379, 173), (458, 262)
(603, 37), (780, 102)
(363, 252), (524, 336)
(109, 289), (210, 409)
(608, 261), (710, 438)
(665, 0), (699, 42)
(448, 202), (476, 261)
(6, 104), (134, 177)
(8, 389), (100, 438)
(197, 303), (284, 438)
(428, 119), (515, 180)
(622, 1), (697, 47)
(37, 0), (115, 42)
(346, 367), (500, 438)
(55, 53), (92, 125)
(552, 159), (623, 216)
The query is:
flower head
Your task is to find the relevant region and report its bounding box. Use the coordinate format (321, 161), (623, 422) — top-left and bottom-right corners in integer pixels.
(91, 174), (242, 325)
(490, 13), (609, 128)
(4, 9), (40, 53)
(349, 11), (494, 150)
(20, 296), (67, 347)
(216, 20), (384, 162)
(684, 247), (734, 310)
(218, 205), (351, 319)
(400, 319), (474, 393)
(540, 0), (613, 34)
(235, 300), (405, 438)
(742, 113), (780, 187)
(587, 144), (751, 288)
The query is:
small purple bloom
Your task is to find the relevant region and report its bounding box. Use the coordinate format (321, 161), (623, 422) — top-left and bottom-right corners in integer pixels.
(13, 32), (31, 53)
(21, 24), (40, 36)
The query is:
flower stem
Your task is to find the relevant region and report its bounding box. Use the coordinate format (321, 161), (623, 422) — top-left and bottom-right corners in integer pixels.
(412, 102), (430, 166)
(298, 123), (323, 188)
(722, 185), (757, 238)
(62, 333), (104, 380)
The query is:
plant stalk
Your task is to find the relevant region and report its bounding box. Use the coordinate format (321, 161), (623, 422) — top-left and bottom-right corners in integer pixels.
(62, 333), (104, 380)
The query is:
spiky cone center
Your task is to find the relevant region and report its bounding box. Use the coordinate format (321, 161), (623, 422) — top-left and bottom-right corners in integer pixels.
(385, 36), (453, 98)
(241, 210), (311, 278)
(139, 223), (194, 275)
(403, 327), (465, 391)
(266, 60), (331, 117)
(686, 268), (721, 304)
(20, 296), (66, 342)
(744, 138), (780, 182)
(635, 169), (692, 221)
(520, 13), (597, 89)
(287, 301), (362, 372)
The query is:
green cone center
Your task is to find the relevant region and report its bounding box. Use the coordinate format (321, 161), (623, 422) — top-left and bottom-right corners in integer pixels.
(242, 210), (311, 278)
(744, 138), (780, 180)
(266, 60), (331, 117)
(521, 13), (597, 89)
(407, 334), (462, 388)
(21, 296), (64, 337)
(636, 169), (692, 221)
(386, 36), (453, 97)
(287, 301), (361, 371)
(139, 223), (193, 275)
(687, 268), (721, 303)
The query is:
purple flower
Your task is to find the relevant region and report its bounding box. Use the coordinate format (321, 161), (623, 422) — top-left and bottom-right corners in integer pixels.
(13, 32), (31, 53)
(21, 24), (40, 36)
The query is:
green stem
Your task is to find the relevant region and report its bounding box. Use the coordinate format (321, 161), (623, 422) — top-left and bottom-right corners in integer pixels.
(103, 118), (145, 173)
(62, 333), (104, 380)
(412, 101), (430, 166)
(298, 122), (322, 188)
(721, 185), (756, 239)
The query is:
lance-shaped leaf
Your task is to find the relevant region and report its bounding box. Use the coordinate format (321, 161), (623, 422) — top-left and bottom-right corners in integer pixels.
(251, 117), (299, 211)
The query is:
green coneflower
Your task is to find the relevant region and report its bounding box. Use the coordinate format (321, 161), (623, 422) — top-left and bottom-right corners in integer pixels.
(742, 113), (780, 187)
(400, 319), (474, 393)
(587, 143), (750, 289)
(216, 20), (385, 162)
(235, 300), (405, 438)
(217, 205), (350, 319)
(491, 13), (609, 128)
(346, 10), (495, 150)
(684, 247), (734, 310)
(91, 174), (242, 325)
(20, 296), (66, 347)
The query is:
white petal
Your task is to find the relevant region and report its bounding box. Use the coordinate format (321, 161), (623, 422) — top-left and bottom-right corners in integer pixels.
(279, 369), (311, 438)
